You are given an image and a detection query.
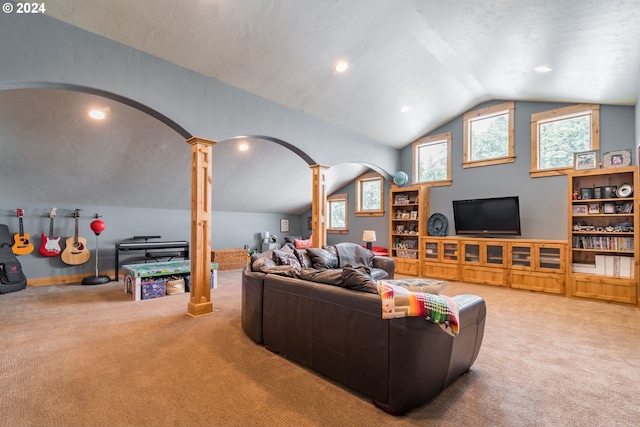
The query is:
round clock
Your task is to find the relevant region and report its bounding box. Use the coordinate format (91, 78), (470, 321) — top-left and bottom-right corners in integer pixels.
(427, 213), (448, 236)
(616, 183), (633, 198)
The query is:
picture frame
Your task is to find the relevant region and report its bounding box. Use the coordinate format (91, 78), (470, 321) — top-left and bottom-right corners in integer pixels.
(280, 218), (290, 233)
(394, 195), (408, 205)
(410, 210), (418, 220)
(572, 205), (588, 215)
(573, 150), (598, 170)
(602, 149), (631, 168)
(401, 212), (411, 219)
(621, 201), (634, 214)
(588, 203), (601, 214)
(602, 202), (616, 214)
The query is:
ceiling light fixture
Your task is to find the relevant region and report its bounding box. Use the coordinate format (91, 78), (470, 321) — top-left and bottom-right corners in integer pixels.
(534, 65), (552, 73)
(238, 143), (249, 151)
(400, 106), (410, 113)
(88, 107), (110, 120)
(335, 61), (349, 73)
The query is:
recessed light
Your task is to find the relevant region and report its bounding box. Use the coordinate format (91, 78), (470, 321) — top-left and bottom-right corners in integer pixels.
(335, 61), (349, 73)
(534, 65), (552, 73)
(400, 106), (410, 113)
(88, 109), (106, 120)
(238, 143), (249, 151)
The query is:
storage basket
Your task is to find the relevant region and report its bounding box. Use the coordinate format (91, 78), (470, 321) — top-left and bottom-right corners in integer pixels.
(211, 249), (248, 271)
(141, 279), (167, 300)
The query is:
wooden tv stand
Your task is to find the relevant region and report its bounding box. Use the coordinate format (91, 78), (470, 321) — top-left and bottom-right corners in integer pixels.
(421, 236), (568, 295)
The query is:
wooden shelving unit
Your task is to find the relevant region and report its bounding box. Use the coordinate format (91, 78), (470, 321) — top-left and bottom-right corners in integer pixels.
(568, 166), (638, 305)
(389, 184), (428, 276)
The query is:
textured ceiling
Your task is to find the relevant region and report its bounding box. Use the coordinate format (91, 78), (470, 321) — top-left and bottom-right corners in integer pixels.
(2, 1), (639, 214)
(44, 0), (640, 147)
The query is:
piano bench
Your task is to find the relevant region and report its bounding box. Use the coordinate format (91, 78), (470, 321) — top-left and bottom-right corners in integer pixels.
(146, 251), (182, 261)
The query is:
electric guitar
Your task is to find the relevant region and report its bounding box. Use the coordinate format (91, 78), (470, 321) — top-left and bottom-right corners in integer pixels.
(39, 208), (61, 257)
(12, 208), (34, 255)
(61, 209), (90, 265)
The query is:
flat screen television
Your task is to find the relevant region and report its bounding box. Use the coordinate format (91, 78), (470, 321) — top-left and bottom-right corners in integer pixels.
(452, 196), (521, 236)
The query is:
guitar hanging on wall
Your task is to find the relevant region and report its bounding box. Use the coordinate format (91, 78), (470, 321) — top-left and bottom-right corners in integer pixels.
(39, 208), (61, 257)
(12, 209), (34, 255)
(61, 209), (90, 265)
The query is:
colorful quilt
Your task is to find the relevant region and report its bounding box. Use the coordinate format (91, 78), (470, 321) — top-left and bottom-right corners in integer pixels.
(377, 281), (460, 336)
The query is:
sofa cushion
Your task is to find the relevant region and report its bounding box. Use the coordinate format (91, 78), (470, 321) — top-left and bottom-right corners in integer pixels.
(252, 255), (277, 273)
(306, 247), (339, 269)
(341, 265), (378, 294)
(299, 268), (343, 286)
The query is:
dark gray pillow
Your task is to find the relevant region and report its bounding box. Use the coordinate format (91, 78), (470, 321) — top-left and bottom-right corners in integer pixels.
(306, 247), (339, 269)
(295, 249), (312, 268)
(341, 265), (378, 294)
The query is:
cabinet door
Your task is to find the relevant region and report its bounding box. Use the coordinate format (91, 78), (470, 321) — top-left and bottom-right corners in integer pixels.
(537, 244), (565, 272)
(463, 242), (481, 264)
(485, 242), (505, 267)
(442, 241), (459, 263)
(424, 240), (439, 260)
(510, 243), (532, 269)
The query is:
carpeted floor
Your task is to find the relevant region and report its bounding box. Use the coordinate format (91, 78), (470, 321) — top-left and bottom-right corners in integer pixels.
(1, 270), (640, 427)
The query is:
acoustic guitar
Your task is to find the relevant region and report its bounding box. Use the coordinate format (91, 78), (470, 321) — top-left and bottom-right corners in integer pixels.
(61, 209), (90, 265)
(39, 208), (61, 257)
(12, 208), (34, 255)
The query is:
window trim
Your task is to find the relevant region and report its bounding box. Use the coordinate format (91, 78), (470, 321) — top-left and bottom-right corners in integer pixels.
(412, 132), (452, 187)
(462, 101), (515, 168)
(327, 193), (348, 234)
(530, 104), (600, 178)
(355, 172), (384, 217)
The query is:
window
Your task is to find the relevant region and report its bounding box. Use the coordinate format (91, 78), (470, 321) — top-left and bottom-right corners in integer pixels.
(412, 132), (452, 186)
(530, 104), (600, 177)
(463, 101), (515, 168)
(327, 193), (348, 233)
(355, 172), (384, 216)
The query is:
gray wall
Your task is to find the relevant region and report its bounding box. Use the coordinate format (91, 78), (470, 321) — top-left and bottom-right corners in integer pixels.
(400, 101), (636, 240)
(0, 203), (300, 279)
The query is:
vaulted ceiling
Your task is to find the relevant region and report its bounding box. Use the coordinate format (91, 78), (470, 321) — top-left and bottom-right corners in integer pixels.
(2, 0), (639, 213)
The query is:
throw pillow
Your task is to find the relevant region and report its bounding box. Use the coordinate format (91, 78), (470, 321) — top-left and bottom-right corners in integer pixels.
(306, 247), (339, 269)
(341, 264), (378, 294)
(378, 278), (448, 295)
(274, 248), (302, 269)
(295, 249), (312, 268)
(295, 237), (313, 249)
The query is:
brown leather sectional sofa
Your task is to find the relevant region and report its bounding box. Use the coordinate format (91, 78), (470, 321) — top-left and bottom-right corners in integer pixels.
(241, 243), (487, 415)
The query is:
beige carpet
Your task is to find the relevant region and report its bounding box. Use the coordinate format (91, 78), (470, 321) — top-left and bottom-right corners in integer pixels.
(1, 270), (640, 427)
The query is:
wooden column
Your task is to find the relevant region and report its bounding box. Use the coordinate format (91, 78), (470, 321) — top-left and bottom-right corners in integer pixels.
(186, 136), (216, 317)
(310, 165), (328, 248)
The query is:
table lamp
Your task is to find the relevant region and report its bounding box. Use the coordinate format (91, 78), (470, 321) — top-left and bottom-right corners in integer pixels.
(362, 230), (376, 251)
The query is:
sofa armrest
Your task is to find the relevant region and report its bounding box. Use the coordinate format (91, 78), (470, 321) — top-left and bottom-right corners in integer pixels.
(372, 256), (395, 279)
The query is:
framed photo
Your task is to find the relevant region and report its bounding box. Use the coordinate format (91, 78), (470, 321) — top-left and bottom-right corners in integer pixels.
(572, 205), (588, 215)
(401, 212), (411, 219)
(394, 195), (408, 205)
(602, 149), (631, 168)
(573, 150), (598, 170)
(280, 218), (290, 233)
(621, 201), (634, 214)
(588, 203), (601, 214)
(410, 210), (418, 219)
(602, 202), (616, 214)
